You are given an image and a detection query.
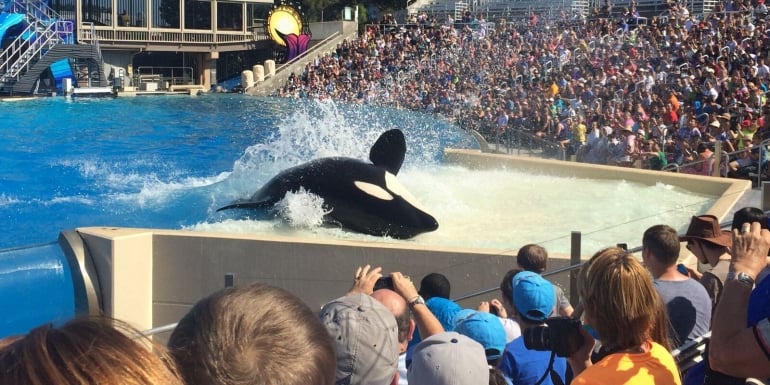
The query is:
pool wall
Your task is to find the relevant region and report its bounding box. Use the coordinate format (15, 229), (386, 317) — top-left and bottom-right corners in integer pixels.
(61, 150), (751, 338)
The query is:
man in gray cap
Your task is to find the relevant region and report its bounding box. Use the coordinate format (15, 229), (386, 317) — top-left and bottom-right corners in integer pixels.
(320, 287), (400, 385)
(408, 332), (489, 385)
(320, 265), (443, 385)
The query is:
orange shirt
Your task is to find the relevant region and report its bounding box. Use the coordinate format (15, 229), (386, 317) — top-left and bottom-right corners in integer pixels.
(550, 82), (559, 98)
(670, 95), (680, 113)
(572, 342), (681, 385)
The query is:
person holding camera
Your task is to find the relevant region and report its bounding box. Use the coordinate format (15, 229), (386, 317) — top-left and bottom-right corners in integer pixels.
(567, 247), (680, 385)
(498, 271), (568, 385)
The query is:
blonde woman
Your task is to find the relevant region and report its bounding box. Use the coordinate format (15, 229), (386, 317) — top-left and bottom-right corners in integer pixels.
(0, 316), (184, 385)
(568, 247), (681, 385)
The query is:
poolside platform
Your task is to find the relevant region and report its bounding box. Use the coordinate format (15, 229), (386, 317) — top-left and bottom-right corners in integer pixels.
(55, 149), (752, 340)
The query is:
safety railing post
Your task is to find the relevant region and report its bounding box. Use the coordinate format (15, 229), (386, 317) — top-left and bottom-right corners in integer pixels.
(570, 231), (581, 307)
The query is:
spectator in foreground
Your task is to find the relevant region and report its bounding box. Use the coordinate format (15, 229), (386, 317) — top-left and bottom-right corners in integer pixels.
(454, 310), (509, 383)
(319, 265), (401, 385)
(679, 214), (733, 309)
(167, 282), (335, 385)
(408, 332), (490, 385)
(568, 247), (680, 385)
(0, 316), (184, 385)
(418, 272), (451, 300)
(371, 269), (444, 385)
(516, 243), (574, 317)
(641, 224), (711, 346)
(498, 271), (567, 385)
(710, 220), (770, 378)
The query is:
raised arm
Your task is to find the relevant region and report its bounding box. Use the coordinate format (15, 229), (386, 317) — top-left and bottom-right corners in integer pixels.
(709, 221), (770, 377)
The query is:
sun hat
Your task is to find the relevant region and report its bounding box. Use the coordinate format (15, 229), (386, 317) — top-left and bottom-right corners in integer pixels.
(454, 311), (507, 360)
(709, 120), (720, 128)
(719, 112), (732, 120)
(319, 293), (400, 385)
(679, 215), (732, 247)
(512, 271), (555, 323)
(408, 332), (490, 385)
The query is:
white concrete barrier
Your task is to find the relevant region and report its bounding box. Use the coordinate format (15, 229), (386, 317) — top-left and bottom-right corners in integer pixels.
(265, 60), (276, 77)
(253, 65), (265, 82)
(241, 70), (254, 89)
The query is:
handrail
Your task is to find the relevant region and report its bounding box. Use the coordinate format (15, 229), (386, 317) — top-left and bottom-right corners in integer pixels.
(0, 20), (73, 83)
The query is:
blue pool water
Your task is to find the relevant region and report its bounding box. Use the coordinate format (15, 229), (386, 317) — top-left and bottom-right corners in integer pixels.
(0, 95), (473, 249)
(0, 94), (715, 254)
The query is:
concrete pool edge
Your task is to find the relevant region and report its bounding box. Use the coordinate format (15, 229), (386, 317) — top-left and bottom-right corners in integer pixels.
(64, 149), (753, 335)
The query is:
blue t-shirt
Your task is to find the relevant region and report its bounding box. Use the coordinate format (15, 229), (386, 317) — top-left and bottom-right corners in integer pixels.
(499, 336), (567, 385)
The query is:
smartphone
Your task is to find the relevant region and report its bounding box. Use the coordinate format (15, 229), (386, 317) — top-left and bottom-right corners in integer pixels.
(617, 243), (628, 251)
(374, 276), (394, 291)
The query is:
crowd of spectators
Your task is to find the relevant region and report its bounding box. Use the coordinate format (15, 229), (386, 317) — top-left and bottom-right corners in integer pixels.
(276, 1), (770, 178)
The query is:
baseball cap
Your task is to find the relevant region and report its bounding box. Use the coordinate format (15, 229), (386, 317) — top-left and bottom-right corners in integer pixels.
(408, 332), (490, 385)
(512, 271), (555, 323)
(319, 293), (400, 385)
(454, 311), (507, 360)
(426, 297), (462, 332)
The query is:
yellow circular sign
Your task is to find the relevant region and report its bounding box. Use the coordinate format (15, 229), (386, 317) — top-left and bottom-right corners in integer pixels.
(266, 5), (303, 47)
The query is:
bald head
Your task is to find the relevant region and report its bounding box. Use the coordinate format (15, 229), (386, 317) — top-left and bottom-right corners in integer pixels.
(372, 289), (413, 349)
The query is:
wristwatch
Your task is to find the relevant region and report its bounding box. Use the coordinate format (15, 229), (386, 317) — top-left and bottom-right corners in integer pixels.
(408, 295), (426, 309)
(727, 271), (755, 287)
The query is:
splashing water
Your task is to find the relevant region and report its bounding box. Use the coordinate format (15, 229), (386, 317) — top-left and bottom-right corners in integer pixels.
(275, 188), (331, 228)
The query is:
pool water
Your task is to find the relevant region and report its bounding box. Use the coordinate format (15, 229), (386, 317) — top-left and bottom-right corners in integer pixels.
(0, 95), (716, 254)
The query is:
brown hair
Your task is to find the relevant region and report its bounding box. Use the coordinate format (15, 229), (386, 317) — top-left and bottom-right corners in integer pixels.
(499, 268), (523, 305)
(168, 282), (336, 385)
(579, 247), (671, 351)
(517, 244), (549, 273)
(642, 224), (681, 266)
(0, 316), (183, 385)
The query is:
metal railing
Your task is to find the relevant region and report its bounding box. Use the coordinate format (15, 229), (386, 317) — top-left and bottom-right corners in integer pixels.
(135, 66), (194, 87)
(77, 26), (269, 46)
(0, 20), (74, 83)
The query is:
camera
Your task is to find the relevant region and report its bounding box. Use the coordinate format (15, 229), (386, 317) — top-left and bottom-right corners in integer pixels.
(523, 317), (584, 357)
(374, 276), (393, 291)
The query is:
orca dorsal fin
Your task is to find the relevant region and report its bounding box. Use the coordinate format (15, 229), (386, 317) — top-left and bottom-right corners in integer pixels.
(369, 129), (406, 175)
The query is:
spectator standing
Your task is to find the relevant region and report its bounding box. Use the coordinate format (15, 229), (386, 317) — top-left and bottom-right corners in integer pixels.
(710, 220), (770, 378)
(408, 332), (490, 385)
(679, 215), (733, 309)
(498, 271), (568, 385)
(641, 224), (711, 346)
(568, 247), (680, 385)
(0, 316), (185, 385)
(516, 244), (574, 317)
(167, 282), (335, 385)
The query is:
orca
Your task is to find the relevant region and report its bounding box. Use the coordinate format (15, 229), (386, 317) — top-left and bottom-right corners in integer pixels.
(218, 129), (439, 239)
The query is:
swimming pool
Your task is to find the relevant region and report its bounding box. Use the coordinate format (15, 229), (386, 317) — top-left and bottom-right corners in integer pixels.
(0, 94), (715, 254)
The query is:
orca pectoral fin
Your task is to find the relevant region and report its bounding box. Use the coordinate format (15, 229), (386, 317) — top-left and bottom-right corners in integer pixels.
(216, 199), (273, 212)
(369, 129), (406, 175)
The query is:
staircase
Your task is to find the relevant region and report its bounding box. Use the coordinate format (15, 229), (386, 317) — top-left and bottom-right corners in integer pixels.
(0, 0), (105, 95)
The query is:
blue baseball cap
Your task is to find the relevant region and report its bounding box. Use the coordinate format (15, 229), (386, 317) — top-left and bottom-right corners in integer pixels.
(512, 271), (555, 323)
(426, 297), (462, 332)
(454, 311), (507, 360)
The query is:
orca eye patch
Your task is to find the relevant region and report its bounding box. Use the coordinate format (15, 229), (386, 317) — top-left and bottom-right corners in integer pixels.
(354, 181), (394, 200)
(384, 172), (429, 213)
